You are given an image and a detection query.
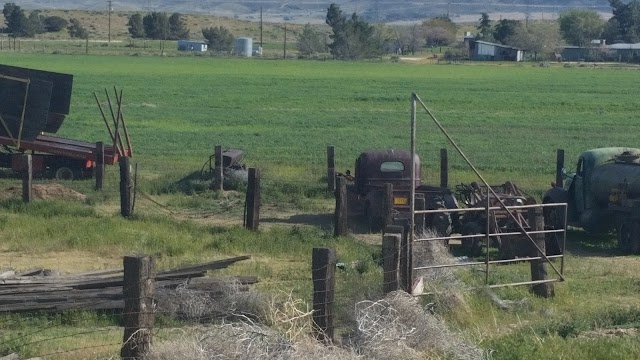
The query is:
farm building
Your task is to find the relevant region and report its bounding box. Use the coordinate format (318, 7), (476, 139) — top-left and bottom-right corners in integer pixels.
(468, 40), (524, 62)
(561, 43), (640, 62)
(177, 40), (208, 52)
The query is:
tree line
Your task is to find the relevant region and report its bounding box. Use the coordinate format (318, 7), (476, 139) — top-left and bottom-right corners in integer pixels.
(2, 3), (87, 39)
(5, 1), (640, 60)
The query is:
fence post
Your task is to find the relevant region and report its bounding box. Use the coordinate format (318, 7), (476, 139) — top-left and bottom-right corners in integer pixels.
(21, 154), (32, 203)
(334, 176), (348, 237)
(121, 255), (154, 360)
(95, 142), (105, 191)
(120, 157), (132, 218)
(555, 149), (565, 188)
(528, 207), (555, 298)
(312, 247), (336, 343)
(382, 183), (393, 230)
(327, 145), (335, 192)
(245, 168), (260, 231)
(383, 233), (401, 294)
(440, 148), (448, 188)
(214, 145), (223, 191)
(393, 218), (411, 292)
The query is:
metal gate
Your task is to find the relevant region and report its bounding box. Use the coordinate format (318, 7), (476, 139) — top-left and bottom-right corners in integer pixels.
(406, 93), (566, 294)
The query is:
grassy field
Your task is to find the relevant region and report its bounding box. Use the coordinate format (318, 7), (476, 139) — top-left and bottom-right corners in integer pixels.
(0, 53), (640, 358)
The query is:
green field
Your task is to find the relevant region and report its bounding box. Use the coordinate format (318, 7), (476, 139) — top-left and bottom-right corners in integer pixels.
(1, 53), (640, 359)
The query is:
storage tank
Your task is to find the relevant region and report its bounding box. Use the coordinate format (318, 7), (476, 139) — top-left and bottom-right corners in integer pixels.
(590, 157), (640, 206)
(234, 37), (253, 57)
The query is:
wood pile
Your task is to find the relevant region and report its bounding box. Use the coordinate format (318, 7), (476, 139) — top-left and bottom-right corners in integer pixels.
(0, 256), (256, 313)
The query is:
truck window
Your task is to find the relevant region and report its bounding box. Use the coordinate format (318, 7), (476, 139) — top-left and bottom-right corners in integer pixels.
(380, 161), (404, 172)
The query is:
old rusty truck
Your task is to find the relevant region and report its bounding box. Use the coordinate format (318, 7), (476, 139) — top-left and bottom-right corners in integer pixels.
(344, 149), (458, 234)
(543, 147), (640, 253)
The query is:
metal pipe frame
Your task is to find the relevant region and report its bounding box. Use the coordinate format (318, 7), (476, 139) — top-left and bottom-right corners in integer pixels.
(413, 255), (564, 271)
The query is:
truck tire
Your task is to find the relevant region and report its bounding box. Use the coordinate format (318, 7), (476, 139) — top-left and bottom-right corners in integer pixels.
(618, 221), (640, 254)
(55, 166), (74, 180)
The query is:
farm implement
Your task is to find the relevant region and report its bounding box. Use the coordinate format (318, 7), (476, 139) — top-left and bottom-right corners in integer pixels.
(0, 64), (131, 180)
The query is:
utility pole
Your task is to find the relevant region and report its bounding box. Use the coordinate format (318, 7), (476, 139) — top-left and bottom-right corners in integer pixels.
(260, 7), (263, 48)
(107, 0), (112, 43)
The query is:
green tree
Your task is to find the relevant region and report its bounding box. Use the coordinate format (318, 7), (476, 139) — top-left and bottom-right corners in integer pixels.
(168, 13), (189, 40)
(477, 12), (492, 41)
(202, 26), (234, 52)
(493, 19), (521, 44)
(296, 24), (327, 56)
(127, 13), (145, 38)
(506, 22), (563, 61)
(143, 12), (169, 40)
(606, 0), (640, 43)
(67, 18), (88, 39)
(325, 4), (381, 59)
(422, 16), (457, 47)
(559, 9), (604, 46)
(3, 3), (31, 37)
(28, 11), (44, 34)
(43, 16), (68, 32)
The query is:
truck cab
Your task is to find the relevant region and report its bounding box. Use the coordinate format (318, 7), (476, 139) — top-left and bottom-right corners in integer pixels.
(547, 148), (639, 232)
(348, 149), (456, 233)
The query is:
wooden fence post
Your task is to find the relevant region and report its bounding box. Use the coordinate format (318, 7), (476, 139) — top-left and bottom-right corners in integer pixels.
(95, 142), (104, 191)
(440, 148), (448, 188)
(21, 154), (32, 203)
(214, 145), (223, 191)
(334, 176), (348, 237)
(121, 255), (154, 360)
(528, 207), (555, 298)
(327, 145), (335, 192)
(120, 157), (132, 218)
(390, 220), (410, 292)
(382, 183), (393, 230)
(312, 247), (336, 343)
(245, 168), (260, 231)
(555, 149), (565, 188)
(383, 233), (401, 294)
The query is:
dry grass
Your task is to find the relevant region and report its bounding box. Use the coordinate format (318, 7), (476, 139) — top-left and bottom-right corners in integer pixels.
(150, 235), (485, 359)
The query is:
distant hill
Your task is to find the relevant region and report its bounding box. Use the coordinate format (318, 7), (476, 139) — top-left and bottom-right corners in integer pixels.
(14, 0), (614, 23)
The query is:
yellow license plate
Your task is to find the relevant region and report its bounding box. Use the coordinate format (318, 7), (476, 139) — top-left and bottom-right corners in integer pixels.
(393, 197), (408, 205)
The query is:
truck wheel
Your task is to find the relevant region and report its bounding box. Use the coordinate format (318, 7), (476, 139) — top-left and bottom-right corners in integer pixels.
(55, 167), (74, 180)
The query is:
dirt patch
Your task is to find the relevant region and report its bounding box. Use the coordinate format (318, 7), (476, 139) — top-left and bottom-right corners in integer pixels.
(3, 184), (86, 202)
